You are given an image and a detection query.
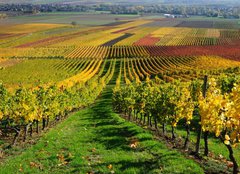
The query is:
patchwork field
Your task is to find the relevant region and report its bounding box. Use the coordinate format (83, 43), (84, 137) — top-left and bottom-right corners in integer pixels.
(0, 16), (240, 174)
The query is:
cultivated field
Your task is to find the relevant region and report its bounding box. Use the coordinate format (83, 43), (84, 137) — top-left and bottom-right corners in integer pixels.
(0, 16), (240, 174)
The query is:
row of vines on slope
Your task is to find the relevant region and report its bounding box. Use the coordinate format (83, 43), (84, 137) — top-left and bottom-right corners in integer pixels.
(0, 58), (116, 147)
(1, 45), (240, 59)
(113, 75), (240, 174)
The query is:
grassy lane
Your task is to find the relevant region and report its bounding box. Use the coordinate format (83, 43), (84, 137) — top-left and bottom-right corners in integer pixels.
(0, 84), (204, 174)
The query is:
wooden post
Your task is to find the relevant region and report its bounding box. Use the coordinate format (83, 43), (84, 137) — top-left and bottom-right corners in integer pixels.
(195, 75), (208, 155)
(202, 75), (209, 156)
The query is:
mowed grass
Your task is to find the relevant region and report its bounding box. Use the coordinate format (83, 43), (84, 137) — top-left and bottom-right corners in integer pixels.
(0, 85), (204, 174)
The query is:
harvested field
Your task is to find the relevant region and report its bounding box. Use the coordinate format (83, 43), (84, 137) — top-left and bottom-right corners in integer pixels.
(112, 26), (136, 34)
(102, 33), (134, 46)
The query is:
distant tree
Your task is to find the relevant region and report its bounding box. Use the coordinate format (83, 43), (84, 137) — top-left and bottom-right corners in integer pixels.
(71, 21), (77, 26)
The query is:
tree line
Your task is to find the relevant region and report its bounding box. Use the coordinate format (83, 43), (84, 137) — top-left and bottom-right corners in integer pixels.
(0, 4), (239, 19)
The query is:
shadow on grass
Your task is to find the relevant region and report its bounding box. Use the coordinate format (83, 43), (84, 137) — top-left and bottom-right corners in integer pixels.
(89, 88), (140, 149)
(76, 86), (185, 173)
(71, 61), (204, 174)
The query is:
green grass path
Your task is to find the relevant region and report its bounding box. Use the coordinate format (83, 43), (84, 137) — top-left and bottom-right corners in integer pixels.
(0, 84), (204, 174)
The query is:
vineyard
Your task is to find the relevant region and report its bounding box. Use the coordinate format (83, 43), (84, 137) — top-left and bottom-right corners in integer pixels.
(0, 17), (240, 174)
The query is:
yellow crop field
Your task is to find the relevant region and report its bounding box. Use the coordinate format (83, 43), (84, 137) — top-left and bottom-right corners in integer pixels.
(115, 27), (157, 45)
(116, 19), (153, 28)
(0, 23), (69, 34)
(57, 59), (103, 88)
(151, 27), (179, 37)
(0, 47), (73, 58)
(193, 56), (240, 69)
